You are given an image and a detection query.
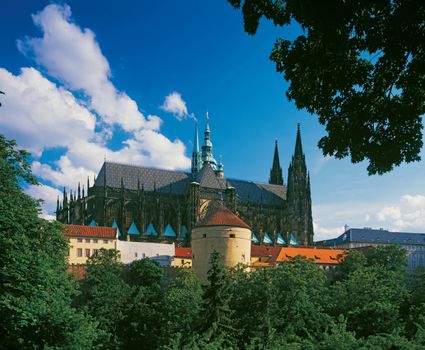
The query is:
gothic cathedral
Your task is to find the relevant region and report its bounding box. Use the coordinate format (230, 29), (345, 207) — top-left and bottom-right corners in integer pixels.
(57, 114), (314, 245)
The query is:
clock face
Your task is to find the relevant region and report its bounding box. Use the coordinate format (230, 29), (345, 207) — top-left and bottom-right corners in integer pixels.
(199, 199), (212, 220)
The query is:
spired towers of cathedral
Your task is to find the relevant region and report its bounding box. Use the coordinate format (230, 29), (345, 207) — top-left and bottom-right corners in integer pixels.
(56, 113), (314, 246)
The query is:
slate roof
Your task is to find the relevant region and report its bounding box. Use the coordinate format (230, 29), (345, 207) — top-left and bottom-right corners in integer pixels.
(196, 163), (224, 189)
(95, 162), (286, 205)
(316, 228), (425, 246)
(96, 162), (192, 194)
(65, 224), (116, 239)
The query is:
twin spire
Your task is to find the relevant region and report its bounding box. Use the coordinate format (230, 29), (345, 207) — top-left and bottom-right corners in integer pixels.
(269, 123), (305, 186)
(192, 115), (304, 187)
(269, 140), (284, 185)
(191, 112), (223, 176)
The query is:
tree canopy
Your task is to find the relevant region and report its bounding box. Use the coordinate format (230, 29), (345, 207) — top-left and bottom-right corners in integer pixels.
(0, 134), (97, 349)
(228, 0), (424, 174)
(2, 133), (425, 348)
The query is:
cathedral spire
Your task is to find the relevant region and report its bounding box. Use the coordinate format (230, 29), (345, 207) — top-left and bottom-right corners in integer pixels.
(201, 111), (217, 170)
(269, 140), (284, 185)
(294, 123), (303, 158)
(191, 118), (202, 174)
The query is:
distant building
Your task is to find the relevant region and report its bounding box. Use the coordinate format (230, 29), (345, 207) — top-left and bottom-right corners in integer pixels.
(172, 247), (192, 268)
(56, 117), (314, 246)
(64, 224), (117, 265)
(250, 245), (346, 270)
(117, 240), (174, 266)
(316, 228), (425, 270)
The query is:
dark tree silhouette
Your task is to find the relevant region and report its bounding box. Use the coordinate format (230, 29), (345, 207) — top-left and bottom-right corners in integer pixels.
(228, 0), (424, 174)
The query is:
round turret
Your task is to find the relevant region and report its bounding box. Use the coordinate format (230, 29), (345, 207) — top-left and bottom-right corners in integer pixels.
(192, 204), (251, 281)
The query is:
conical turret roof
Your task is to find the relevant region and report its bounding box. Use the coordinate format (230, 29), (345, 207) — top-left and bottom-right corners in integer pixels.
(196, 204), (251, 230)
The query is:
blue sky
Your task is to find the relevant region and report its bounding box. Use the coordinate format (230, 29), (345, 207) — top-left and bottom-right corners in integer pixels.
(1, 1), (424, 239)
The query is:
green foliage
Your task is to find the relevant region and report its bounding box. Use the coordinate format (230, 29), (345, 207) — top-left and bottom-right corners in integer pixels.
(2, 135), (424, 348)
(365, 245), (408, 273)
(201, 250), (237, 347)
(331, 250), (367, 282)
(0, 134), (97, 349)
(78, 249), (131, 349)
(409, 267), (425, 305)
(160, 269), (203, 347)
(329, 265), (406, 337)
(228, 0), (425, 174)
(121, 258), (165, 349)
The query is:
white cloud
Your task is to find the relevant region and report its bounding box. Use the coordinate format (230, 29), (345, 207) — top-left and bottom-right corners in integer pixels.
(0, 67), (95, 156)
(17, 3), (158, 132)
(25, 184), (62, 220)
(401, 194), (425, 208)
(32, 156), (96, 188)
(313, 193), (425, 242)
(376, 206), (402, 221)
(0, 3), (192, 219)
(160, 91), (189, 120)
(313, 222), (345, 241)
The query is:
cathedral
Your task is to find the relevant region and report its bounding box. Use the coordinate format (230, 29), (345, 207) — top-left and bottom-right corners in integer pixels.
(56, 114), (314, 245)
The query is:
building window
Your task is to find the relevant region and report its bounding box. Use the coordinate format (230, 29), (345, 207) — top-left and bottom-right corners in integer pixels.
(103, 239), (109, 244)
(181, 259), (185, 265)
(229, 234), (235, 238)
(142, 253), (146, 258)
(77, 238), (83, 243)
(85, 239), (91, 243)
(77, 248), (82, 257)
(93, 239), (98, 243)
(85, 249), (90, 257)
(203, 234), (206, 238)
(135, 252), (138, 258)
(93, 249), (99, 256)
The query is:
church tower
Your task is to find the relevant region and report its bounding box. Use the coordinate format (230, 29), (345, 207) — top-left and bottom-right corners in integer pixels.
(201, 112), (218, 170)
(286, 124), (314, 245)
(191, 119), (202, 174)
(269, 140), (284, 185)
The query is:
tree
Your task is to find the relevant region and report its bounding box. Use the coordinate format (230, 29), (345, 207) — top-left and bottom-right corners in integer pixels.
(228, 0), (424, 174)
(329, 266), (406, 337)
(78, 249), (131, 349)
(0, 134), (97, 349)
(160, 269), (203, 348)
(121, 258), (166, 349)
(267, 257), (331, 342)
(201, 250), (237, 347)
(365, 245), (408, 273)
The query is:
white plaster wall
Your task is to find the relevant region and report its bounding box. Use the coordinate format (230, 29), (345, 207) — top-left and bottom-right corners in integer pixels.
(116, 240), (175, 266)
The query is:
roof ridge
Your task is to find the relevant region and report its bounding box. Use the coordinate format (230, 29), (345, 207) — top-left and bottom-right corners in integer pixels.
(104, 161), (191, 175)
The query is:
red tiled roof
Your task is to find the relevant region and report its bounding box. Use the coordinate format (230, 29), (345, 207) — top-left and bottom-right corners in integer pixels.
(196, 205), (251, 230)
(175, 247), (192, 258)
(250, 245), (282, 260)
(275, 247), (347, 265)
(64, 224), (116, 239)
